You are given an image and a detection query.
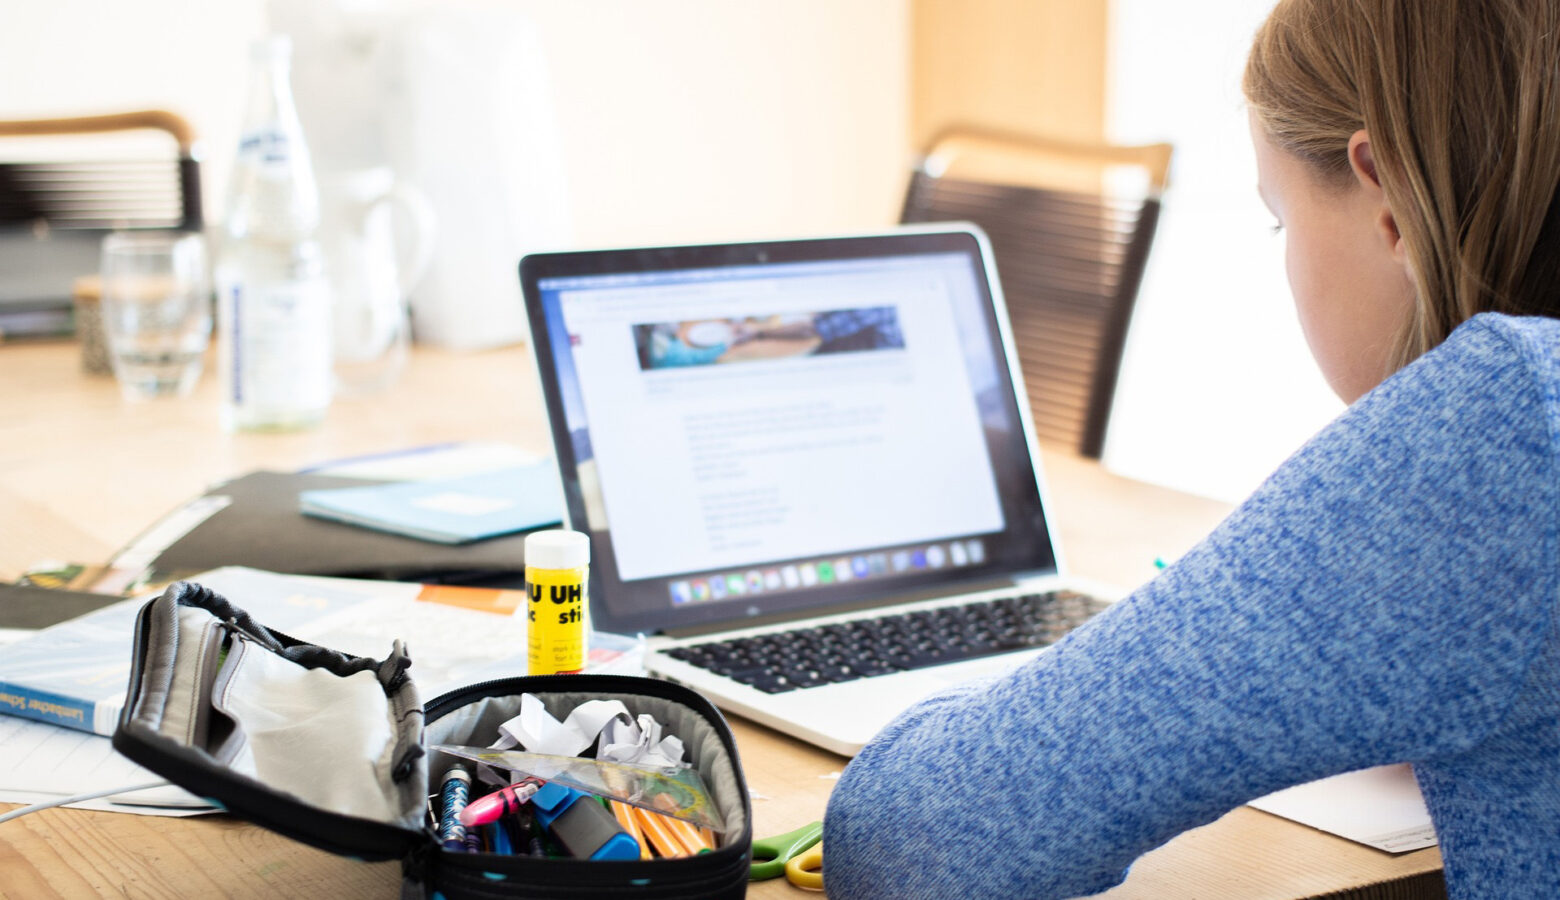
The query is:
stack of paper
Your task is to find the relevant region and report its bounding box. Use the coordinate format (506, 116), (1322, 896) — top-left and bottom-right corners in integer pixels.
(0, 716), (209, 816)
(1248, 764), (1437, 853)
(0, 567), (640, 737)
(0, 567), (644, 818)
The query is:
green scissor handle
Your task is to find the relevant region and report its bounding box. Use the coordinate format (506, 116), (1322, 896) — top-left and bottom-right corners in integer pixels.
(749, 819), (824, 881)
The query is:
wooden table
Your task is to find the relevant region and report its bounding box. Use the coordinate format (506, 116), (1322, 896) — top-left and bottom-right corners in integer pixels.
(0, 339), (1445, 898)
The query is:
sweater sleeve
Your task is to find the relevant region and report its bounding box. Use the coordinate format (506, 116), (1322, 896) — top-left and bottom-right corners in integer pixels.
(822, 315), (1560, 900)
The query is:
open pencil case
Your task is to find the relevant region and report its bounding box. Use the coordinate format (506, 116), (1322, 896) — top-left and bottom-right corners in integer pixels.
(112, 581), (753, 899)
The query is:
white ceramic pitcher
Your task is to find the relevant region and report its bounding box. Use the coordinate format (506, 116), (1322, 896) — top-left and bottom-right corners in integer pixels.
(321, 166), (436, 396)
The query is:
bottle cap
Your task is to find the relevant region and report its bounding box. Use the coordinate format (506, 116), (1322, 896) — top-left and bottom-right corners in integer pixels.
(525, 529), (590, 570)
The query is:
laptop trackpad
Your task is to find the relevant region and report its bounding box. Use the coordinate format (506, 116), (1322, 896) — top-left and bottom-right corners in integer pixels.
(795, 658), (1021, 740)
(813, 652), (1034, 717)
(924, 651), (1036, 684)
(785, 672), (954, 747)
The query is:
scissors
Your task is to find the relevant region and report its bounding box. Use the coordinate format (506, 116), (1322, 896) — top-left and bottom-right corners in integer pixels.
(749, 819), (824, 889)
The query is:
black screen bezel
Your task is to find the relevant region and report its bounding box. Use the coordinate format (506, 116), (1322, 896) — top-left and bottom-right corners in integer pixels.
(520, 227), (1059, 636)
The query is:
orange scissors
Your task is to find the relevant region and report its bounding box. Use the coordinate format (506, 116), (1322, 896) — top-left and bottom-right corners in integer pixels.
(749, 819), (824, 890)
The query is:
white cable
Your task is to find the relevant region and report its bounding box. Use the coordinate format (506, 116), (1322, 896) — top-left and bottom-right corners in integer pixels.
(0, 781), (172, 824)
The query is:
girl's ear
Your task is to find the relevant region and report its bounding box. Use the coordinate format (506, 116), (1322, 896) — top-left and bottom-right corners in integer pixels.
(1348, 129), (1409, 264)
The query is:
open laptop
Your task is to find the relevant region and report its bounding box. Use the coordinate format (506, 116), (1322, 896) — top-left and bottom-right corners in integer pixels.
(520, 224), (1119, 756)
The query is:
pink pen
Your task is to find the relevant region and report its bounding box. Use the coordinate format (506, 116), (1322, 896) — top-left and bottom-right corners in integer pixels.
(458, 781), (543, 828)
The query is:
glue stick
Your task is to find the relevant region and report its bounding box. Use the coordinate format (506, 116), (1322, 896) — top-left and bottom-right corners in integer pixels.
(525, 529), (590, 675)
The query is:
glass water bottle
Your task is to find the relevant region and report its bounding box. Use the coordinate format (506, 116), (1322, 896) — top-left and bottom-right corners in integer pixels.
(216, 34), (333, 431)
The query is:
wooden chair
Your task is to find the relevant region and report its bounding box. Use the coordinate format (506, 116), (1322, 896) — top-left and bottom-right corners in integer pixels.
(0, 111), (203, 329)
(0, 110), (203, 231)
(900, 126), (1171, 458)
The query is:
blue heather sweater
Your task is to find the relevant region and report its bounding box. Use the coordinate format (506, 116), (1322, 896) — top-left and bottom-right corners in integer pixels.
(824, 313), (1560, 899)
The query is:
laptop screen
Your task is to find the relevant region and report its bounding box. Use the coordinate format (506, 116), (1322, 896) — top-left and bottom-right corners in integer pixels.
(522, 228), (1059, 635)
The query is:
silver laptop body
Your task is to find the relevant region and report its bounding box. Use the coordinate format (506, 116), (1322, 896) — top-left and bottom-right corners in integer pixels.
(520, 224), (1118, 756)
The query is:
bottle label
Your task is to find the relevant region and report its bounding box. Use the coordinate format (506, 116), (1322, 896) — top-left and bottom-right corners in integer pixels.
(526, 565), (588, 675)
(237, 127), (293, 169)
(222, 274), (332, 414)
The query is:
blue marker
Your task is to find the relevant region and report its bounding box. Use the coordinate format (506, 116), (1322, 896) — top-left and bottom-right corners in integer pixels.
(529, 782), (640, 861)
(437, 767), (473, 851)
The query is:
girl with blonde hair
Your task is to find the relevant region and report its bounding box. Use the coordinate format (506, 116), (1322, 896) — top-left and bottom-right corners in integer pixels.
(825, 1), (1560, 896)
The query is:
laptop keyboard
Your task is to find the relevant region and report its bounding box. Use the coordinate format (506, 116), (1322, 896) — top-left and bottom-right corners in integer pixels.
(665, 590), (1109, 694)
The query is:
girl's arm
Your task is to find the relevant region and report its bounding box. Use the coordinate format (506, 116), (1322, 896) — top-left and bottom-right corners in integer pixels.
(823, 316), (1560, 899)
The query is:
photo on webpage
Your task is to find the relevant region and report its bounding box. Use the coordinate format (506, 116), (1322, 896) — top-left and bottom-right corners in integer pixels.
(630, 306), (906, 371)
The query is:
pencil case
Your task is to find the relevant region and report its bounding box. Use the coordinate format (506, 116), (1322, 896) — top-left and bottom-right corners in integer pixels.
(111, 581), (753, 899)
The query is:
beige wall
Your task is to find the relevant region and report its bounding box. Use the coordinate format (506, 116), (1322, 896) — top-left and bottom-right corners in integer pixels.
(0, 0), (1108, 239)
(911, 0), (1109, 152)
(0, 0), (265, 201)
(513, 1), (911, 247)
(0, 1), (911, 249)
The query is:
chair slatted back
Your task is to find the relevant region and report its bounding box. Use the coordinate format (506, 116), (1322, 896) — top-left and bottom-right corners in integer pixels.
(900, 129), (1169, 458)
(0, 110), (203, 234)
(0, 159), (197, 231)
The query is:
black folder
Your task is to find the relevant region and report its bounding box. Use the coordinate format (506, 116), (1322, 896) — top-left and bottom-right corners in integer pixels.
(144, 471), (531, 585)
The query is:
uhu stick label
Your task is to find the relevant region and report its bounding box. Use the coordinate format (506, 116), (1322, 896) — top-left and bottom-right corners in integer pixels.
(526, 565), (588, 675)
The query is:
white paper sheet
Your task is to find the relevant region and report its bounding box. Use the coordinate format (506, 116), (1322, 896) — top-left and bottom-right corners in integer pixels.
(0, 715), (210, 816)
(1248, 763), (1436, 853)
(284, 575), (645, 693)
(0, 628), (33, 648)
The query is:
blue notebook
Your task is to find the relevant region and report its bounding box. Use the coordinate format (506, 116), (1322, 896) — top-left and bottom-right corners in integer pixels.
(299, 463), (564, 544)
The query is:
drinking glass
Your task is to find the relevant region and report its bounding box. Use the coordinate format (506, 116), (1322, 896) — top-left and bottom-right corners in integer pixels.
(99, 231), (212, 399)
